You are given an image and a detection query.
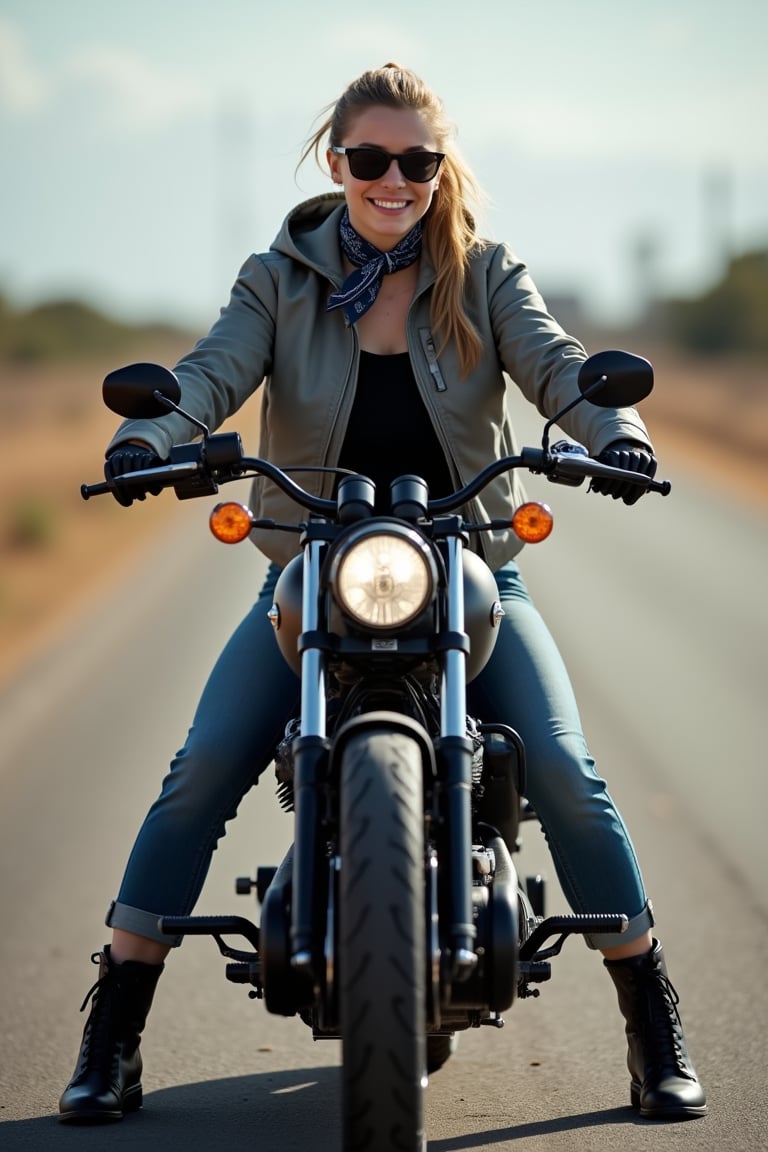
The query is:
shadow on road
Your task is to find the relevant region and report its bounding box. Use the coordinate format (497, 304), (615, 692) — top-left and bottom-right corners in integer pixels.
(1, 1066), (339, 1151)
(1, 1066), (651, 1151)
(429, 1105), (651, 1149)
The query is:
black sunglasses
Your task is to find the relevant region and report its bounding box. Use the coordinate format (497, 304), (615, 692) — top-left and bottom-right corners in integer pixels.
(330, 146), (445, 183)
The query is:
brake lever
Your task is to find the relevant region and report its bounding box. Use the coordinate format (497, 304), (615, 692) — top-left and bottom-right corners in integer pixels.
(545, 444), (671, 496)
(80, 461), (202, 501)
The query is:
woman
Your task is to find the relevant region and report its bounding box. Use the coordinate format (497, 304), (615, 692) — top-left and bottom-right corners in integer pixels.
(60, 63), (706, 1123)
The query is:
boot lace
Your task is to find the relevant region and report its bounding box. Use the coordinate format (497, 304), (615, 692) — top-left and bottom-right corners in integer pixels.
(644, 972), (694, 1079)
(76, 952), (117, 1069)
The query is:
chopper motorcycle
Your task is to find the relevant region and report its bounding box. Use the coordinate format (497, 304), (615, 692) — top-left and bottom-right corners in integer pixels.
(82, 348), (669, 1151)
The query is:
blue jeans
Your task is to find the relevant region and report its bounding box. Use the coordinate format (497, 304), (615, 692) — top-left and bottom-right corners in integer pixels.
(108, 561), (652, 950)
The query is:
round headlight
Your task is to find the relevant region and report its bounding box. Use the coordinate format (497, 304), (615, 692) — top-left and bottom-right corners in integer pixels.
(334, 530), (435, 630)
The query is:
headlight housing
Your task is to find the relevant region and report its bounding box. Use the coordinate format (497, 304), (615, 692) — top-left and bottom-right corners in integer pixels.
(329, 524), (437, 631)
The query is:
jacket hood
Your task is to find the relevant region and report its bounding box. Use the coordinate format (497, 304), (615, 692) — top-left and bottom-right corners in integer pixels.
(271, 189), (483, 265)
(270, 192), (347, 282)
(269, 192), (439, 296)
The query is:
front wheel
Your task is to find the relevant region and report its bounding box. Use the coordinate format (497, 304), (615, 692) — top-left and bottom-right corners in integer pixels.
(339, 728), (426, 1152)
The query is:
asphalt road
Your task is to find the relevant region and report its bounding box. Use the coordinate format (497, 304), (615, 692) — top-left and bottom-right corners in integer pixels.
(1, 433), (766, 1150)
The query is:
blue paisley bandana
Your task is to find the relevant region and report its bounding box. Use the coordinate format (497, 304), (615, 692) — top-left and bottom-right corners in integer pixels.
(326, 207), (423, 325)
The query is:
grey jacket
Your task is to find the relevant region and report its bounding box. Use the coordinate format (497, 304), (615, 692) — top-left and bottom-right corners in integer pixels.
(110, 193), (652, 570)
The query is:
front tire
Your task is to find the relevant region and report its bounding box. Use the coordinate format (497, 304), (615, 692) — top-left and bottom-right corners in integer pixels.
(339, 728), (426, 1152)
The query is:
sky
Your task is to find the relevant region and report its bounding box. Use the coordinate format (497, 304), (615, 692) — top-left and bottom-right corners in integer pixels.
(1, 0), (766, 331)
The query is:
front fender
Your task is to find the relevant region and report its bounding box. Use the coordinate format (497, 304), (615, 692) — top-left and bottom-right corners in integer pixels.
(329, 710), (436, 781)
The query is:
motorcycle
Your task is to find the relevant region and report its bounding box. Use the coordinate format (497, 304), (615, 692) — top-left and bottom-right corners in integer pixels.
(82, 349), (669, 1151)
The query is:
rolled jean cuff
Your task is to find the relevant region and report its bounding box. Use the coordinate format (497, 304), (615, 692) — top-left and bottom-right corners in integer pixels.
(106, 899), (183, 948)
(583, 899), (655, 951)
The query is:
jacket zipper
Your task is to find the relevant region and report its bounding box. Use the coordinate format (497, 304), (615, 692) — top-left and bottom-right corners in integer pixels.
(320, 331), (359, 494)
(419, 328), (447, 392)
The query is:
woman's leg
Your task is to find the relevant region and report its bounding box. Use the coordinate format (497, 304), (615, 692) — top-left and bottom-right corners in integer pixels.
(468, 560), (705, 1118)
(469, 561), (652, 950)
(106, 563), (299, 950)
(61, 563), (298, 1122)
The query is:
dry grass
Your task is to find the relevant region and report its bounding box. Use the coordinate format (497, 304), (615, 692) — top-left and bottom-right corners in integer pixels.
(639, 344), (768, 495)
(1, 344), (765, 689)
(0, 345), (190, 686)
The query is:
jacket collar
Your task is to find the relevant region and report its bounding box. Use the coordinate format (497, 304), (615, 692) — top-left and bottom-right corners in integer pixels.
(272, 193), (436, 294)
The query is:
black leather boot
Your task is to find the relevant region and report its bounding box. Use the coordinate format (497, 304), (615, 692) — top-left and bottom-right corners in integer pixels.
(59, 946), (164, 1123)
(605, 939), (707, 1119)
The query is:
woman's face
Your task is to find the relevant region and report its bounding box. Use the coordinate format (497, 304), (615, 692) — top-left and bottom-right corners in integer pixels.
(327, 105), (442, 251)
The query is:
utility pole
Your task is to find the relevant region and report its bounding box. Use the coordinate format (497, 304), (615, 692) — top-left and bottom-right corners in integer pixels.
(215, 96), (257, 294)
(702, 166), (732, 284)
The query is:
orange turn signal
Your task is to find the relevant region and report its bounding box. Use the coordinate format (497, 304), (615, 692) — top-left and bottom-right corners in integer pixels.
(511, 501), (554, 543)
(209, 501), (253, 544)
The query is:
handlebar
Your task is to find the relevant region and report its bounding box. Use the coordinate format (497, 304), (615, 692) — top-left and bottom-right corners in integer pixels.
(81, 461), (201, 501)
(81, 454), (338, 515)
(81, 444), (671, 511)
(428, 447), (671, 512)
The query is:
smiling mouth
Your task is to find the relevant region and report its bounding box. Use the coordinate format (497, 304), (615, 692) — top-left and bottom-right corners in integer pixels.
(371, 199), (409, 210)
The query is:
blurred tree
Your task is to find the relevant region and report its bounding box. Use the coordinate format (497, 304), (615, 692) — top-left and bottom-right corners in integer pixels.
(0, 293), (11, 352)
(5, 298), (133, 362)
(0, 296), (192, 366)
(664, 249), (768, 355)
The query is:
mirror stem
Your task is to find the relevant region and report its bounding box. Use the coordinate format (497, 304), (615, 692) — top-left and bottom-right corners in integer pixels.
(152, 390), (210, 438)
(541, 374), (607, 454)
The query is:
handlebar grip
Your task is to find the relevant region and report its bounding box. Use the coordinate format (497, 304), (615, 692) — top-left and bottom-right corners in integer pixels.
(550, 452), (672, 497)
(80, 461), (203, 502)
(80, 482), (112, 500)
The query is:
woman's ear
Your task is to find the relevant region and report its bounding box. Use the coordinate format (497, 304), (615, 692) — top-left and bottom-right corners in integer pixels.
(327, 149), (343, 185)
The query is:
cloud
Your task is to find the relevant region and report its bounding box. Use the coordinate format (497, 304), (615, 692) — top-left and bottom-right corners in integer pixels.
(0, 18), (49, 113)
(62, 44), (209, 132)
(0, 17), (207, 133)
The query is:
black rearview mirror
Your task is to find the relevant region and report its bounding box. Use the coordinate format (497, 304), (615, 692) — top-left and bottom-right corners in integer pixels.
(578, 350), (654, 408)
(102, 363), (182, 419)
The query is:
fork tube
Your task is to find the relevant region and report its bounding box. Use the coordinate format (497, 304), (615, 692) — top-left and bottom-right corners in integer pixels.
(300, 540), (326, 738)
(441, 536), (466, 737)
(291, 540), (328, 971)
(440, 536), (476, 975)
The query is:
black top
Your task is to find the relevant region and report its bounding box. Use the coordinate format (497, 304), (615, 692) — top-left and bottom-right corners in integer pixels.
(337, 351), (453, 512)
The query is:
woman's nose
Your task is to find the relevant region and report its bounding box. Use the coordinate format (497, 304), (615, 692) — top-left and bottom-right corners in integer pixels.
(382, 158), (406, 185)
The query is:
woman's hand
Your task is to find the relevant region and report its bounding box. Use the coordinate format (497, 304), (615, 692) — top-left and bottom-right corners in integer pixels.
(104, 443), (166, 507)
(589, 440), (658, 505)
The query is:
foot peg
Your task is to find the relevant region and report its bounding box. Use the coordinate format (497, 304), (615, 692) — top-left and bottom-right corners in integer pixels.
(520, 913), (628, 962)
